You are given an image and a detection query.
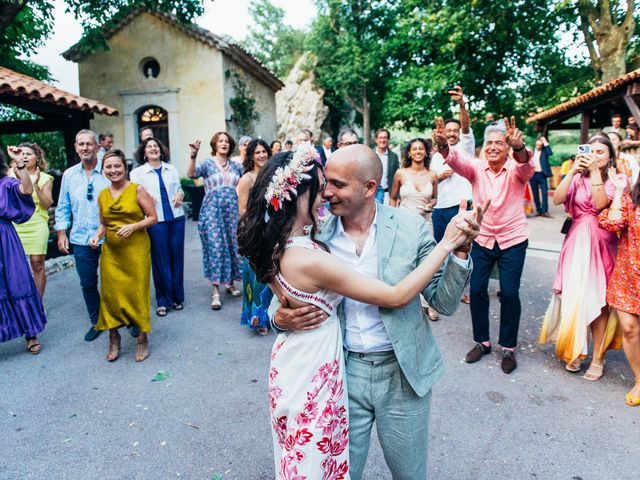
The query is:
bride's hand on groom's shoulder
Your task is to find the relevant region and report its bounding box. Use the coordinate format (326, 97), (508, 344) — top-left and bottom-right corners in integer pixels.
(274, 295), (328, 331)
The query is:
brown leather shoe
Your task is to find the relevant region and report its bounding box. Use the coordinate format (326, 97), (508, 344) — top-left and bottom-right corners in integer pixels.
(465, 343), (491, 363)
(501, 350), (517, 374)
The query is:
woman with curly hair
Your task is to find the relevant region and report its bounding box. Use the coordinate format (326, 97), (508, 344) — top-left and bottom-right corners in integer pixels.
(9, 142), (53, 299)
(237, 139), (273, 335)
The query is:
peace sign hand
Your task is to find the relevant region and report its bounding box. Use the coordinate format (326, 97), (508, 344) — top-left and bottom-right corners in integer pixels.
(504, 116), (525, 150)
(433, 117), (448, 150)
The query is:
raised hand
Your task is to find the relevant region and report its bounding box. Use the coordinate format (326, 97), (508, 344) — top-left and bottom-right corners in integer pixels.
(432, 117), (448, 150)
(449, 86), (465, 106)
(504, 116), (525, 150)
(188, 140), (201, 159)
(608, 167), (627, 190)
(7, 146), (22, 163)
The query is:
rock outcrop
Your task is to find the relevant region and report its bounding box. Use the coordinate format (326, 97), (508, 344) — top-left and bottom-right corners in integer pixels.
(276, 52), (329, 142)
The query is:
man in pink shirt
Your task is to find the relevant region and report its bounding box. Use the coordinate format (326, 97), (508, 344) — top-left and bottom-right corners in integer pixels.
(433, 117), (534, 373)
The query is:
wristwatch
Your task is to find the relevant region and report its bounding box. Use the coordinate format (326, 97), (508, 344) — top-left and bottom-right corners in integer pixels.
(16, 163), (26, 169)
(513, 142), (526, 153)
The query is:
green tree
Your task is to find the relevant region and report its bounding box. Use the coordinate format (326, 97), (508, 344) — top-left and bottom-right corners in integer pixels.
(309, 0), (398, 145)
(242, 0), (306, 79)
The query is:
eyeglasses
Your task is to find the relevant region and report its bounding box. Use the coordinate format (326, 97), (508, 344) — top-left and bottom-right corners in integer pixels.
(340, 141), (359, 147)
(87, 183), (94, 201)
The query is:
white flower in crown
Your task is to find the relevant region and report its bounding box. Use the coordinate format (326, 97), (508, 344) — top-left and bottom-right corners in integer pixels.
(264, 144), (321, 213)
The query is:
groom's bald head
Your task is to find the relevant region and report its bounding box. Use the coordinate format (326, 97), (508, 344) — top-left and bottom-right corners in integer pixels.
(328, 145), (382, 185)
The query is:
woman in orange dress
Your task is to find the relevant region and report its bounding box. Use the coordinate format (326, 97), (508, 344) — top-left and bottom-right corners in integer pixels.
(599, 168), (640, 406)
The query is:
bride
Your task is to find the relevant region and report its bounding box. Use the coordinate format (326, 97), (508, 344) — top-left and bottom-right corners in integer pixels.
(238, 145), (475, 480)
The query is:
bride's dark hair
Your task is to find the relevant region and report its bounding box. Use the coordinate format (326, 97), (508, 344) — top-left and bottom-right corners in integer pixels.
(238, 151), (326, 284)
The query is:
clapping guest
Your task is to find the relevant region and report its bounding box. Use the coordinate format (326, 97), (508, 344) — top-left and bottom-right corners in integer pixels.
(9, 143), (53, 299)
(188, 133), (243, 310)
(270, 140), (282, 155)
(231, 135), (252, 167)
(1, 147), (46, 355)
(599, 169), (640, 405)
(237, 139), (273, 335)
(130, 138), (185, 317)
(539, 136), (620, 379)
(89, 150), (157, 362)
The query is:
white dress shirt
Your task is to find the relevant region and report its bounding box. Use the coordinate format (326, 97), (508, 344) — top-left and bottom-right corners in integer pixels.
(329, 210), (394, 353)
(376, 149), (390, 190)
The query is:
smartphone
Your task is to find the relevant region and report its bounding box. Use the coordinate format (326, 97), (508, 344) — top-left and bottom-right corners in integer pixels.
(441, 87), (459, 95)
(578, 144), (591, 154)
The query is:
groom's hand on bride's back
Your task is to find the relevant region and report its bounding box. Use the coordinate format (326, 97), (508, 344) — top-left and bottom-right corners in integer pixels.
(274, 296), (328, 331)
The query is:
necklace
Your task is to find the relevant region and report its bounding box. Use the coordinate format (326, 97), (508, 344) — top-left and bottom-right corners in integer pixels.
(215, 157), (229, 171)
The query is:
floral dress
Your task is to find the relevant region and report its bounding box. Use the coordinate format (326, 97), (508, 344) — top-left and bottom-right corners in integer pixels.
(195, 158), (243, 284)
(270, 236), (349, 480)
(599, 194), (640, 315)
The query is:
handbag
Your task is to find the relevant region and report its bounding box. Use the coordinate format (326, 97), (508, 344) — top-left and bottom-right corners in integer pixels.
(560, 217), (572, 234)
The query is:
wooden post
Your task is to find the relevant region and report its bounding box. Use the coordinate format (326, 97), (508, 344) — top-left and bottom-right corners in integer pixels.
(624, 84), (640, 126)
(580, 111), (590, 143)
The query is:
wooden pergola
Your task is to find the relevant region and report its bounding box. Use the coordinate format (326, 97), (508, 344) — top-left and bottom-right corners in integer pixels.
(527, 68), (640, 142)
(0, 66), (118, 166)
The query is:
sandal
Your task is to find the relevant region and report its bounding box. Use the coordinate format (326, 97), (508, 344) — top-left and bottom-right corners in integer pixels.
(156, 306), (168, 317)
(565, 358), (581, 373)
(173, 303), (184, 310)
(107, 333), (121, 362)
(461, 295), (471, 304)
(135, 337), (149, 362)
(256, 326), (269, 336)
(426, 307), (439, 322)
(225, 284), (241, 297)
(211, 293), (222, 310)
(583, 361), (605, 381)
(625, 381), (640, 406)
(26, 338), (42, 355)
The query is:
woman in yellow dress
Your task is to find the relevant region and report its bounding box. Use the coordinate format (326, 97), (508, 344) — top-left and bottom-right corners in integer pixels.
(89, 150), (157, 362)
(10, 142), (53, 298)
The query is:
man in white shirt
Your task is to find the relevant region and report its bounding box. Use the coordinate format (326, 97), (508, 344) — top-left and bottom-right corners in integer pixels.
(96, 132), (114, 162)
(272, 145), (480, 479)
(373, 128), (399, 204)
(430, 86), (474, 243)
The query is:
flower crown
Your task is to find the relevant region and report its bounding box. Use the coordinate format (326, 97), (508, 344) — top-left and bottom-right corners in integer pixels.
(264, 144), (321, 220)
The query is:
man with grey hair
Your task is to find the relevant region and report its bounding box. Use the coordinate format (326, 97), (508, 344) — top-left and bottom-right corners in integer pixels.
(271, 144), (484, 479)
(55, 129), (111, 341)
(97, 131), (114, 161)
(435, 116), (534, 374)
(337, 127), (359, 148)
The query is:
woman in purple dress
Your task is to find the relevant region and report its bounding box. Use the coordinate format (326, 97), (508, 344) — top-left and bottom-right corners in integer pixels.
(0, 147), (47, 354)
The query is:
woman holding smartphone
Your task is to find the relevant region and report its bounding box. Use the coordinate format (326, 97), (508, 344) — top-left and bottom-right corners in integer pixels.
(539, 135), (621, 379)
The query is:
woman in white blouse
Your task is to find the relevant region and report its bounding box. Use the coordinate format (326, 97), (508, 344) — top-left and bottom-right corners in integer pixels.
(130, 138), (185, 317)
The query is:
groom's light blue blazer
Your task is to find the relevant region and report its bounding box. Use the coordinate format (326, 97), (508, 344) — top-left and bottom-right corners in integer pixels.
(316, 205), (471, 397)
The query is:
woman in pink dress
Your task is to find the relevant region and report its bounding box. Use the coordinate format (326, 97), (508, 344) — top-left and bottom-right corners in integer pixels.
(599, 169), (640, 405)
(539, 136), (621, 379)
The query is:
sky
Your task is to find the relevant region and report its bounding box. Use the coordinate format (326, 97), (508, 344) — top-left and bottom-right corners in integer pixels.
(30, 0), (316, 94)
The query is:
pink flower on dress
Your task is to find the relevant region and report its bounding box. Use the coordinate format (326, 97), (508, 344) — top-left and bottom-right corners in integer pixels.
(316, 401), (342, 436)
(273, 415), (288, 446)
(269, 384), (283, 410)
(272, 338), (287, 360)
(295, 399), (318, 426)
(295, 428), (313, 446)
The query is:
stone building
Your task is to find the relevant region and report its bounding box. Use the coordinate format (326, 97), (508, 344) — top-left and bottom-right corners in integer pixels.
(63, 9), (283, 175)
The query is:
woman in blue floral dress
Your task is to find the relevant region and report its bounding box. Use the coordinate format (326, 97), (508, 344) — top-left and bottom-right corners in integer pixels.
(187, 133), (243, 309)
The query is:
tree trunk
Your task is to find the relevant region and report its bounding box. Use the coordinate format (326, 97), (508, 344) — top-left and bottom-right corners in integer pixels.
(362, 86), (370, 147)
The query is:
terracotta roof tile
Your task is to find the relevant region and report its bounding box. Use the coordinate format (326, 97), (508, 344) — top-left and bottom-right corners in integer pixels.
(526, 69), (640, 123)
(0, 66), (118, 116)
(62, 8), (284, 92)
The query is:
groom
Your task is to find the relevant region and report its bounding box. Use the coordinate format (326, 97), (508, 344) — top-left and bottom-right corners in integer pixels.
(271, 145), (481, 479)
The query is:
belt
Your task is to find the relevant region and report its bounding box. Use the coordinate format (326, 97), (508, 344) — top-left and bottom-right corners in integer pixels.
(347, 350), (395, 360)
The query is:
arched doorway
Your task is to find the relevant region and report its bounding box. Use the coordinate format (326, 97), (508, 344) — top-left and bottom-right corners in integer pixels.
(137, 105), (169, 149)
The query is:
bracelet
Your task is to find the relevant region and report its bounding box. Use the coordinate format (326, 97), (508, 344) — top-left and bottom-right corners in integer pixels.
(591, 182), (603, 186)
(436, 143), (448, 150)
(16, 164), (26, 169)
(454, 245), (471, 253)
(513, 144), (526, 153)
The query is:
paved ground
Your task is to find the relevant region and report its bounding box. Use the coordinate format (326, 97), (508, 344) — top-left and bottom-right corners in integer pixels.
(1, 203), (638, 480)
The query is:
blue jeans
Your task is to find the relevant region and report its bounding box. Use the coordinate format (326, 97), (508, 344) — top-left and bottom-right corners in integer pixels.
(375, 186), (385, 204)
(432, 205), (460, 242)
(469, 240), (528, 348)
(346, 350), (431, 480)
(529, 172), (549, 214)
(73, 244), (101, 326)
(148, 217), (186, 307)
